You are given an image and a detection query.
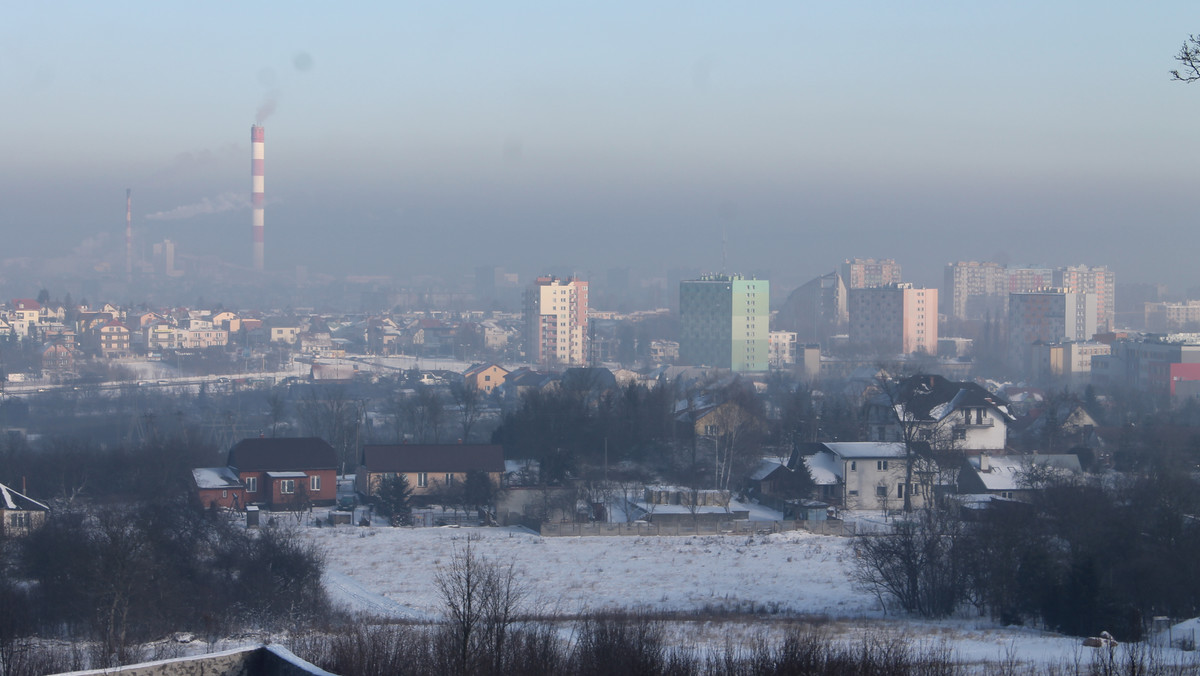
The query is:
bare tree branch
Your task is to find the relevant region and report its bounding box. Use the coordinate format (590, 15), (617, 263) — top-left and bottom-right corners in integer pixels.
(1171, 34), (1200, 83)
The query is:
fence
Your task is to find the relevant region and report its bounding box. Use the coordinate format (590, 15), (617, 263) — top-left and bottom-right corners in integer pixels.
(540, 519), (856, 537)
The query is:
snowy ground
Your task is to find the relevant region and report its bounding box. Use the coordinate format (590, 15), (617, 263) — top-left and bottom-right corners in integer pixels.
(314, 525), (867, 619)
(302, 521), (1200, 670)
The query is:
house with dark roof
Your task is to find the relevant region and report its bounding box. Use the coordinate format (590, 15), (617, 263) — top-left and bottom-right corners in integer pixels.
(1, 481), (49, 537)
(356, 444), (505, 498)
(227, 437), (338, 510)
(866, 374), (1015, 452)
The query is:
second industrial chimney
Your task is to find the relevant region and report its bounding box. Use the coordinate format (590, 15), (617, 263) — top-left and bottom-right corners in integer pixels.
(251, 124), (265, 272)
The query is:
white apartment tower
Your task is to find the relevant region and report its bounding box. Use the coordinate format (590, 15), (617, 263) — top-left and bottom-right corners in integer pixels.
(1054, 265), (1115, 332)
(524, 276), (589, 366)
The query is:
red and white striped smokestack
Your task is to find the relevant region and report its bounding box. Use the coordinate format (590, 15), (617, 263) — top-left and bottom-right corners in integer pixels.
(125, 188), (133, 282)
(251, 124), (265, 271)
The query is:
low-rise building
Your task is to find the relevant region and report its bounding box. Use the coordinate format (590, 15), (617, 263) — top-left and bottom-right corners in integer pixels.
(356, 444), (506, 498)
(227, 437), (338, 510)
(803, 441), (930, 511)
(1, 482), (49, 537)
(191, 467), (246, 510)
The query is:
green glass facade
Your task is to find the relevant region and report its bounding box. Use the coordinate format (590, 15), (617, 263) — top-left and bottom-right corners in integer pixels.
(679, 274), (769, 372)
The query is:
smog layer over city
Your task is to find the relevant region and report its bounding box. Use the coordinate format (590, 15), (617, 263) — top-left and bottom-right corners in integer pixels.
(2, 4), (1200, 675)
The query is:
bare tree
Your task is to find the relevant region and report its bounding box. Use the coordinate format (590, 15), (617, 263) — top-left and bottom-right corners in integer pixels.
(852, 505), (968, 618)
(266, 390), (288, 437)
(435, 539), (528, 675)
(707, 402), (761, 492)
(450, 380), (483, 443)
(1171, 34), (1200, 83)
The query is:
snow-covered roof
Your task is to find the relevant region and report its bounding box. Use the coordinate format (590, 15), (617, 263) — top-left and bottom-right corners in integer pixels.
(0, 482), (49, 511)
(822, 442), (907, 459)
(804, 451), (840, 485)
(191, 467), (242, 490)
(265, 471), (309, 478)
(749, 459), (786, 481)
(965, 454), (1082, 492)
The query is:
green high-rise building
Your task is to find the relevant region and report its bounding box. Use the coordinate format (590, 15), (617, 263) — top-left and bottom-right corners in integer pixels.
(679, 274), (769, 372)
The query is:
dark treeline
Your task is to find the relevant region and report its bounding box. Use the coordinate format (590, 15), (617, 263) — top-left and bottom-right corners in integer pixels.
(0, 435), (328, 674)
(855, 472), (1200, 640)
(1, 498), (327, 670)
(492, 379), (679, 483)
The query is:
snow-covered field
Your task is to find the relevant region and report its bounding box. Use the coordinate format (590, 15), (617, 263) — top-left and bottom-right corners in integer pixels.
(304, 523), (1200, 670)
(314, 526), (868, 619)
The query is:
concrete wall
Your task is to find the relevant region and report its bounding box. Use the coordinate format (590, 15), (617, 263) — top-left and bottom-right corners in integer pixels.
(56, 645), (333, 676)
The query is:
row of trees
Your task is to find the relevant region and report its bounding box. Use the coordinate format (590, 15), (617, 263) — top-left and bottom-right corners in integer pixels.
(2, 499), (327, 670)
(854, 471), (1200, 639)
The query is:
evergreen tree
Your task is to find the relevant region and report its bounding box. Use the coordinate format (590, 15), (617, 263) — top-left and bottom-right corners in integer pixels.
(375, 474), (413, 526)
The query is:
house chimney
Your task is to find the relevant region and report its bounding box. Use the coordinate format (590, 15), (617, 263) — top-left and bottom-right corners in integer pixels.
(980, 452), (990, 472)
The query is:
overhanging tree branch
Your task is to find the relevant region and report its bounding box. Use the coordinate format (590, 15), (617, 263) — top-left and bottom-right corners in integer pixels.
(1171, 34), (1200, 83)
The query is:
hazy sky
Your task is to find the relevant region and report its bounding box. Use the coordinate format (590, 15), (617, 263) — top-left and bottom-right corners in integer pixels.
(2, 3), (1198, 292)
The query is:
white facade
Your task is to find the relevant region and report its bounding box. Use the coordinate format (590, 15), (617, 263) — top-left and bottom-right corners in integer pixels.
(525, 276), (589, 365)
(808, 442), (929, 511)
(768, 331), (798, 367)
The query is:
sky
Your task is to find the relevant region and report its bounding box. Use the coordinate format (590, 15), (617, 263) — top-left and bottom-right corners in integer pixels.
(2, 3), (1198, 294)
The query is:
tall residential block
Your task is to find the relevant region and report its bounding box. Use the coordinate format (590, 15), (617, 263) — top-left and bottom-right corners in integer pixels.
(524, 276), (589, 366)
(1008, 289), (1097, 370)
(847, 283), (938, 355)
(1054, 265), (1115, 332)
(943, 261), (1007, 321)
(679, 274), (769, 372)
(778, 271), (848, 345)
(841, 258), (902, 289)
(1005, 265), (1055, 293)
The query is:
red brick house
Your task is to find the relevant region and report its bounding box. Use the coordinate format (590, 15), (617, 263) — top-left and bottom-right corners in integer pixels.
(227, 437), (338, 510)
(191, 467), (246, 510)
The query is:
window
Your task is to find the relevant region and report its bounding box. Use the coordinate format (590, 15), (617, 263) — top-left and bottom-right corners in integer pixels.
(876, 486), (887, 498)
(280, 479), (295, 494)
(897, 484), (906, 498)
(848, 490), (859, 497)
(245, 476), (257, 493)
(222, 490), (228, 498)
(850, 461), (856, 471)
(445, 473), (454, 485)
(310, 475), (321, 492)
(417, 472), (428, 488)
(877, 461), (888, 471)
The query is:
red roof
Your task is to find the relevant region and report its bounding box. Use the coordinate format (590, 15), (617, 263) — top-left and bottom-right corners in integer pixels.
(11, 299), (41, 311)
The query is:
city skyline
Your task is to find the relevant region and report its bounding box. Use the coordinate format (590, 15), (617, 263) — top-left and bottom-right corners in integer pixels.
(3, 3), (1198, 290)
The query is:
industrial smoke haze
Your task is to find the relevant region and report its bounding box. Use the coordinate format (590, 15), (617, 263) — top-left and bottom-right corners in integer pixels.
(256, 94), (278, 124)
(145, 192), (250, 221)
